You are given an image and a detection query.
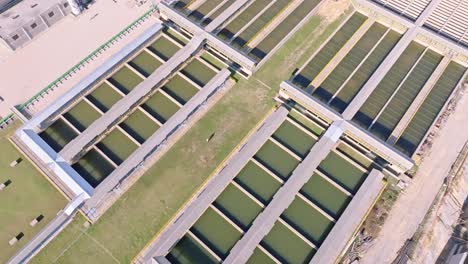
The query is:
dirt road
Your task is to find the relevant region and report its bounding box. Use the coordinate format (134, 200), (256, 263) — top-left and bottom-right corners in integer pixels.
(360, 90), (468, 263)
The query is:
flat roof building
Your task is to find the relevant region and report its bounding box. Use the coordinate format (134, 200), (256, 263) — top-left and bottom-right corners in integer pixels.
(0, 0), (73, 50)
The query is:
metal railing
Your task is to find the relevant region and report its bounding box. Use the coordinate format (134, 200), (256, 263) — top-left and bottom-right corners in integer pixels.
(0, 6), (157, 129)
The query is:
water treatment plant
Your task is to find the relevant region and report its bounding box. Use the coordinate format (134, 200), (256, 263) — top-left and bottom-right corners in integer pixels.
(0, 0), (467, 263)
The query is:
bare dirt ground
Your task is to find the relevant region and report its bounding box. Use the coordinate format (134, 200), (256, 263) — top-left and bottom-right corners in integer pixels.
(410, 157), (467, 264)
(270, 0), (351, 77)
(358, 84), (468, 263)
(0, 0), (155, 117)
(317, 0), (351, 24)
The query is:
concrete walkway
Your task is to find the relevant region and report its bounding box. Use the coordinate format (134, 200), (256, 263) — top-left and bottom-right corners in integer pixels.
(342, 27), (417, 119)
(354, 0), (468, 55)
(359, 79), (468, 264)
(310, 169), (385, 264)
(387, 55), (451, 144)
(223, 121), (344, 264)
(205, 0), (250, 32)
(59, 36), (204, 163)
(280, 81), (414, 172)
(7, 212), (73, 264)
(82, 69), (232, 220)
(137, 106), (290, 263)
(159, 3), (256, 73)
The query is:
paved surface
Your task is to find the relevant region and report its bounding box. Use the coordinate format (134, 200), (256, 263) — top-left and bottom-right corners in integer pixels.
(59, 35), (204, 163)
(280, 81), (414, 172)
(310, 169), (385, 264)
(387, 56), (451, 144)
(0, 0), (155, 117)
(360, 89), (468, 263)
(224, 123), (343, 264)
(83, 69), (232, 220)
(138, 106), (289, 263)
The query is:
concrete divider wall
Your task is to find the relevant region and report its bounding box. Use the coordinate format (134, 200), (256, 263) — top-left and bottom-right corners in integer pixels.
(280, 81), (414, 173)
(58, 34), (204, 163)
(139, 106), (290, 262)
(24, 23), (164, 132)
(159, 3), (256, 73)
(83, 69), (232, 216)
(223, 121), (344, 264)
(310, 169), (385, 264)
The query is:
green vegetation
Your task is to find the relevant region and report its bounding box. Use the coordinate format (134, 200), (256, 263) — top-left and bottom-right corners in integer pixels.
(32, 8), (353, 263)
(0, 123), (66, 264)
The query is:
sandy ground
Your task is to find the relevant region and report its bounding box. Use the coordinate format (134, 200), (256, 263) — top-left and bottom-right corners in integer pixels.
(360, 89), (468, 263)
(0, 0), (157, 118)
(411, 160), (467, 264)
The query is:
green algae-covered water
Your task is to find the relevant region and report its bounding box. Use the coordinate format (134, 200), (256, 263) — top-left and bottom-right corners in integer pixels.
(162, 74), (200, 104)
(254, 140), (300, 180)
(281, 196), (335, 245)
(191, 207), (242, 258)
(40, 119), (79, 151)
(301, 173), (351, 218)
(271, 119), (316, 157)
(63, 100), (102, 132)
(234, 161), (282, 204)
(246, 247), (277, 264)
(96, 128), (138, 165)
(261, 220), (316, 263)
(86, 82), (123, 112)
(119, 109), (160, 144)
(167, 234), (219, 264)
(72, 149), (115, 187)
(318, 151), (367, 193)
(129, 50), (163, 77)
(213, 183), (263, 230)
(142, 91), (181, 123)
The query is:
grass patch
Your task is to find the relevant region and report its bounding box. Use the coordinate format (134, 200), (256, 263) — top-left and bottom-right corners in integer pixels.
(32, 8), (353, 263)
(0, 123), (66, 264)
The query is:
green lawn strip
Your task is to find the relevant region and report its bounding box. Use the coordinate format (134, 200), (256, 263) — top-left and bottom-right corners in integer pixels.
(0, 123), (66, 264)
(32, 9), (353, 263)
